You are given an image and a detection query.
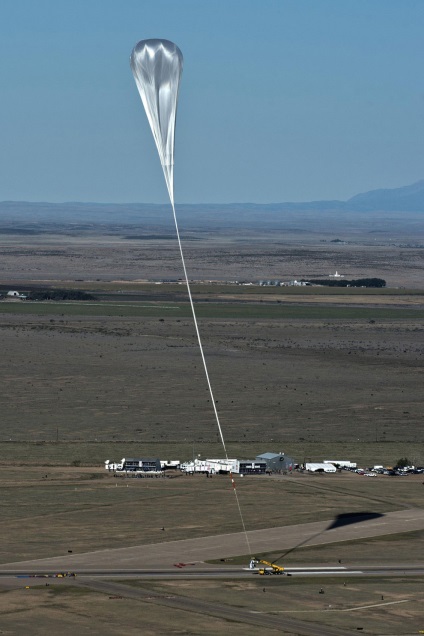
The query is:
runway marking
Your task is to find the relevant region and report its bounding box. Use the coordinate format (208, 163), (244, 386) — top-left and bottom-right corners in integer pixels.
(290, 571), (363, 576)
(245, 567), (365, 576)
(341, 599), (410, 611)
(251, 611), (327, 614)
(243, 566), (346, 574)
(243, 567), (347, 572)
(29, 302), (180, 310)
(251, 600), (410, 614)
(286, 567), (346, 571)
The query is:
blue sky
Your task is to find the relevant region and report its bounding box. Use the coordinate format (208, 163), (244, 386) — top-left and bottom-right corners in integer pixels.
(0, 0), (423, 203)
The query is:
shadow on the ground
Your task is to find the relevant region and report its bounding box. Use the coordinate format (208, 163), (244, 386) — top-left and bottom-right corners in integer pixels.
(271, 512), (384, 564)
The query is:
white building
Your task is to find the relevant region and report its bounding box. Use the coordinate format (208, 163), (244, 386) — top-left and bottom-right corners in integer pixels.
(6, 290), (27, 299)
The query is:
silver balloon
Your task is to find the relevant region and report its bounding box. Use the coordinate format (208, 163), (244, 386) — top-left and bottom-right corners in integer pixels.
(130, 39), (183, 203)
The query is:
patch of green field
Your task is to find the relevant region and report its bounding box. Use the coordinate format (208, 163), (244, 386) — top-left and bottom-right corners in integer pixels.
(0, 300), (423, 319)
(0, 301), (180, 317)
(195, 304), (424, 320)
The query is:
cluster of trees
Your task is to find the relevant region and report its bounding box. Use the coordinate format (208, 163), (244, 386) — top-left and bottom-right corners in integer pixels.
(302, 277), (386, 288)
(394, 457), (411, 469)
(28, 289), (95, 301)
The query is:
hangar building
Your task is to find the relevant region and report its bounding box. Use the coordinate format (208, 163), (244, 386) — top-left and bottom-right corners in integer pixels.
(255, 452), (296, 472)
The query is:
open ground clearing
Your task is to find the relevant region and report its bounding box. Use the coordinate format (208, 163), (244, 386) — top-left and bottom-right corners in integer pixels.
(0, 466), (423, 565)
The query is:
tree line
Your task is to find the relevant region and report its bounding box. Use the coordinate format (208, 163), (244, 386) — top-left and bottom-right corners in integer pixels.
(302, 277), (386, 288)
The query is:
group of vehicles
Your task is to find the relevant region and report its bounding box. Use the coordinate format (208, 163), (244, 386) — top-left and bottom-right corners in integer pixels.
(24, 572), (77, 579)
(338, 464), (424, 477)
(353, 466), (424, 477)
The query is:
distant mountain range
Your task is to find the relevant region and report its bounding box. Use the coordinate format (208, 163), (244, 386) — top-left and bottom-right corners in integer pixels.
(0, 180), (423, 231)
(0, 179), (424, 216)
(346, 179), (424, 212)
(256, 179), (424, 212)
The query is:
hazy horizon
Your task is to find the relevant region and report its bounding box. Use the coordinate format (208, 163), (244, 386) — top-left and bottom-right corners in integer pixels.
(2, 178), (424, 214)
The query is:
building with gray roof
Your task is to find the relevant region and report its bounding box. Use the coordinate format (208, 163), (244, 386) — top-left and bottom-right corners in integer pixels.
(255, 452), (296, 472)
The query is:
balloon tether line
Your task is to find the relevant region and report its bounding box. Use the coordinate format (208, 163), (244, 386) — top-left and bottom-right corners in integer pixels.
(170, 196), (252, 557)
(129, 38), (250, 558)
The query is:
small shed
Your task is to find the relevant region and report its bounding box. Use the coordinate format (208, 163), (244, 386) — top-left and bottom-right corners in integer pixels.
(256, 452), (296, 472)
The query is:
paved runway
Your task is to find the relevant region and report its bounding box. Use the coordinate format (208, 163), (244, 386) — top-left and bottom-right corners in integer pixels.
(1, 565), (423, 580)
(1, 508), (423, 572)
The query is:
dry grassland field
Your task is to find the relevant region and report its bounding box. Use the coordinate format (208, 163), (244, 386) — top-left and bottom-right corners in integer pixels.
(0, 576), (423, 636)
(1, 466), (424, 565)
(1, 582), (286, 636)
(0, 226), (423, 634)
(0, 307), (422, 449)
(0, 220), (423, 287)
(122, 577), (424, 635)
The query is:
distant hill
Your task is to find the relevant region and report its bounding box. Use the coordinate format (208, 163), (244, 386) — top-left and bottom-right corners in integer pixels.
(1, 179), (424, 218)
(346, 179), (424, 212)
(258, 179), (424, 212)
(0, 180), (423, 234)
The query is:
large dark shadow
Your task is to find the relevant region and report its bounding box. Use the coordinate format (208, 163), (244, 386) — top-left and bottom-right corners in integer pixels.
(327, 512), (384, 530)
(270, 512), (385, 564)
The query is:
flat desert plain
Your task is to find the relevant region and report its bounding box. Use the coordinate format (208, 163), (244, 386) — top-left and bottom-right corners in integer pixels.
(0, 308), (422, 451)
(0, 224), (423, 634)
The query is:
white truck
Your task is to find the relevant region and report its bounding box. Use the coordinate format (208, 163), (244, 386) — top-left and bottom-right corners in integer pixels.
(180, 458), (239, 475)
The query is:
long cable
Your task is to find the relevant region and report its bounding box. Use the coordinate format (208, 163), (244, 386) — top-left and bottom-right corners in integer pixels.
(170, 199), (252, 557)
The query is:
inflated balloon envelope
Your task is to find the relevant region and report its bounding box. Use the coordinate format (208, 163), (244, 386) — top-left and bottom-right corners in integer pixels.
(130, 39), (183, 205)
(129, 37), (229, 457)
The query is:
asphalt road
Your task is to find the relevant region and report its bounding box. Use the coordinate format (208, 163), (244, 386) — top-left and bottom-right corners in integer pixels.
(1, 564), (423, 579)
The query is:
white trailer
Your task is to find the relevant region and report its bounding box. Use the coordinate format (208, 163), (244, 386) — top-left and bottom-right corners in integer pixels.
(206, 459), (239, 474)
(180, 458), (239, 475)
(160, 460), (180, 469)
(180, 459), (214, 474)
(324, 460), (357, 469)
